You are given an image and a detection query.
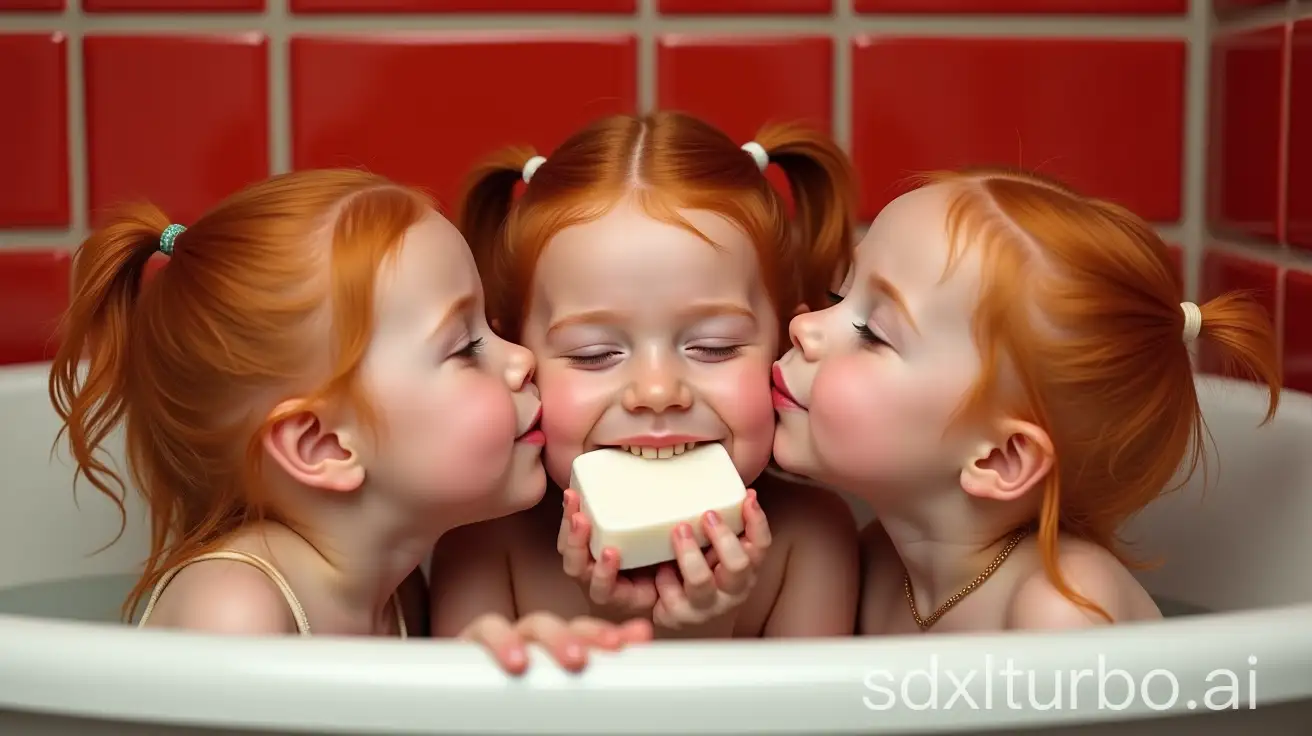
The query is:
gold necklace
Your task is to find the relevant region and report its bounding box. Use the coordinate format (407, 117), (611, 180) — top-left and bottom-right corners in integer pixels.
(903, 526), (1030, 631)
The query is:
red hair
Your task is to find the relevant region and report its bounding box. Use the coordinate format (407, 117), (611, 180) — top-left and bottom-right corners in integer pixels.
(48, 169), (432, 619)
(457, 111), (857, 343)
(926, 168), (1281, 621)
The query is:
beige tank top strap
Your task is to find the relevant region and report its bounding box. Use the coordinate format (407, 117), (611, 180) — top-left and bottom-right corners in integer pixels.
(137, 550), (409, 639)
(136, 550), (312, 635)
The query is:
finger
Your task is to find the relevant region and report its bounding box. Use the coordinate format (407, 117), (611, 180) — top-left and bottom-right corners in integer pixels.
(671, 523), (718, 609)
(613, 572), (659, 611)
(654, 563), (688, 618)
(560, 615), (623, 650)
(555, 489), (580, 553)
(702, 511), (753, 597)
(561, 512), (595, 579)
(515, 612), (588, 673)
(742, 489), (774, 565)
(588, 548), (621, 605)
(617, 618), (654, 643)
(459, 615), (528, 675)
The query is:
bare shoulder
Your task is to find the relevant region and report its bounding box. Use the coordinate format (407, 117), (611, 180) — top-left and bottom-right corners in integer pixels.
(142, 559), (297, 635)
(1007, 536), (1161, 630)
(751, 474), (861, 637)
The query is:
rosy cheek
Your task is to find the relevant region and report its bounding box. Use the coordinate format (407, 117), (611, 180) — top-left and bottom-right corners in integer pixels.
(810, 359), (884, 453)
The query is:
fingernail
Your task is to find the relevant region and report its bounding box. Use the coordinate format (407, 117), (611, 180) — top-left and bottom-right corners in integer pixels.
(507, 647), (526, 669)
(565, 643), (583, 660)
(705, 510), (721, 527)
(570, 516), (578, 532)
(677, 523), (695, 540)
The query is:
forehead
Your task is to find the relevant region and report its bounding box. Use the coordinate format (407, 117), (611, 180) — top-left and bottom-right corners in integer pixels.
(375, 212), (478, 319)
(856, 184), (980, 319)
(532, 200), (764, 314)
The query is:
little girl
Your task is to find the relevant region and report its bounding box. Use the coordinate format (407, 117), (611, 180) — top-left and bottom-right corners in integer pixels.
(50, 168), (650, 672)
(770, 167), (1281, 633)
(430, 111), (862, 638)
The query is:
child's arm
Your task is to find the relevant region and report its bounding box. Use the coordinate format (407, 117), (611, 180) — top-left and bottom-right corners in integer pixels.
(761, 487), (861, 637)
(429, 521), (517, 636)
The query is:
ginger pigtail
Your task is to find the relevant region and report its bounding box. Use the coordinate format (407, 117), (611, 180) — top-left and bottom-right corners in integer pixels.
(754, 123), (859, 311)
(49, 203), (172, 542)
(456, 146), (539, 330)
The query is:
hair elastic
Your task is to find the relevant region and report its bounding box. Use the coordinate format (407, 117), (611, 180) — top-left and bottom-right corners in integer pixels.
(1180, 301), (1202, 344)
(522, 155), (547, 184)
(158, 224), (186, 256)
(741, 141), (769, 172)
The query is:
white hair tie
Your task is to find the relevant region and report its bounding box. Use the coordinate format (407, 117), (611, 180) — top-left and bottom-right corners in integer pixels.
(741, 141), (769, 172)
(1180, 301), (1202, 344)
(522, 155), (547, 184)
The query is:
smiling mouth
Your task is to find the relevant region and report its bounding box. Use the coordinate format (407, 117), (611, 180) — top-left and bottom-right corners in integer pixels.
(602, 439), (721, 460)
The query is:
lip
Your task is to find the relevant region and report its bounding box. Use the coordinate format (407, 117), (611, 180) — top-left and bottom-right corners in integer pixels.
(606, 434), (713, 447)
(771, 364), (804, 410)
(515, 406), (542, 440)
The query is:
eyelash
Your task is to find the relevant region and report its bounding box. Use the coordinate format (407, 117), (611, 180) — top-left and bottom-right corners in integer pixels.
(853, 323), (889, 348)
(565, 345), (742, 367)
(827, 290), (844, 304)
(454, 337), (485, 361)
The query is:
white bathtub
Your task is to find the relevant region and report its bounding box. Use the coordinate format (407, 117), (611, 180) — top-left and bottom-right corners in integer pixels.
(1, 361), (1310, 735)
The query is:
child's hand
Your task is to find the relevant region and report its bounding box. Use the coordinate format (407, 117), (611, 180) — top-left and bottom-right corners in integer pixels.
(558, 489), (659, 616)
(459, 611), (652, 675)
(652, 489), (772, 635)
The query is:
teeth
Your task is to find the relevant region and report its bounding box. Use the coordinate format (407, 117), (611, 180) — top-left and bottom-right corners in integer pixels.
(619, 441), (703, 459)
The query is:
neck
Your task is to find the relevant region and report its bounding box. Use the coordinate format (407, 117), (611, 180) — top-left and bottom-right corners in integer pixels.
(282, 484), (446, 623)
(867, 479), (1035, 613)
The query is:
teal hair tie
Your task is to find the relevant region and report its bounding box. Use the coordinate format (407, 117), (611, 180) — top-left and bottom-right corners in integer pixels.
(159, 224), (186, 256)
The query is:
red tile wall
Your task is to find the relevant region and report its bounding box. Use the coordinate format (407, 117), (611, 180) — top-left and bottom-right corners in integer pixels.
(1205, 1), (1312, 394)
(0, 0), (1290, 402)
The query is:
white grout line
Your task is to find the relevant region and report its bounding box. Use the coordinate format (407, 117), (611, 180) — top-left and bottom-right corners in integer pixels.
(832, 0), (852, 151)
(1178, 0), (1212, 304)
(0, 11), (1193, 35)
(637, 0), (655, 114)
(267, 0), (292, 175)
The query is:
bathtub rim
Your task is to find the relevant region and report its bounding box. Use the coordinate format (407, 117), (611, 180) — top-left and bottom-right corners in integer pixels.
(1, 606), (1310, 734)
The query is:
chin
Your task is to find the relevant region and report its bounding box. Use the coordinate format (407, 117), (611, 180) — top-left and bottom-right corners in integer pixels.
(509, 456), (548, 511)
(771, 425), (812, 477)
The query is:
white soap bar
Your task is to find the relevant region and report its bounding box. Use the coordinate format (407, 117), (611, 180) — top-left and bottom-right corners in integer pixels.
(569, 443), (748, 570)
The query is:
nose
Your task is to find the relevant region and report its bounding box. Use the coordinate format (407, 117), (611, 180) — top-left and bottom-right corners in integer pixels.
(788, 309), (825, 361)
(622, 356), (692, 413)
(499, 337), (536, 391)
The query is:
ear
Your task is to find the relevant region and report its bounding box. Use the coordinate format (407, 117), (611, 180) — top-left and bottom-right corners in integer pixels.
(262, 400), (365, 493)
(959, 419), (1053, 502)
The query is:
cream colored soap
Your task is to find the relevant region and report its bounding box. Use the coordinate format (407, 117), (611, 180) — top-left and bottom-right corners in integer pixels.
(569, 443), (748, 570)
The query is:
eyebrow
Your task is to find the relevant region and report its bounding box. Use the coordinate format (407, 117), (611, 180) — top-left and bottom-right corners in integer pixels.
(429, 293), (478, 341)
(546, 302), (757, 340)
(867, 273), (919, 334)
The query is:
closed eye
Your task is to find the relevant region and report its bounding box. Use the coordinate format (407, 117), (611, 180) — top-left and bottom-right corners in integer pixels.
(853, 323), (889, 348)
(566, 351), (621, 367)
(689, 345), (742, 361)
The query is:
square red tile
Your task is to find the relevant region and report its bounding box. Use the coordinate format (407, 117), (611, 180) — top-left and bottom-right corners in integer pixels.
(856, 0), (1184, 12)
(0, 249), (70, 366)
(657, 35), (832, 141)
(0, 34), (68, 227)
(291, 0), (632, 11)
(84, 0), (263, 10)
(291, 34), (636, 212)
(850, 36), (1185, 222)
(84, 34), (269, 227)
(1284, 269), (1312, 393)
(659, 0), (830, 12)
(1287, 20), (1312, 251)
(1214, 0), (1284, 14)
(0, 0), (63, 9)
(1207, 26), (1287, 245)
(1197, 249), (1279, 379)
